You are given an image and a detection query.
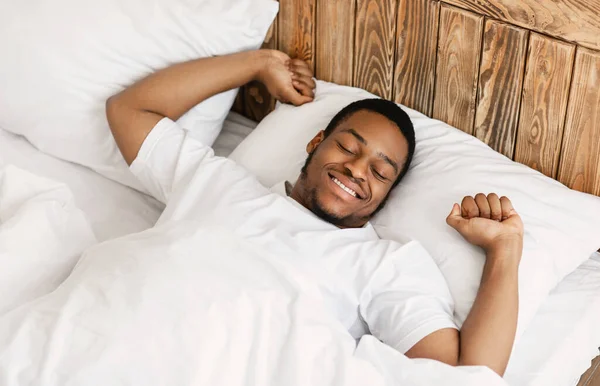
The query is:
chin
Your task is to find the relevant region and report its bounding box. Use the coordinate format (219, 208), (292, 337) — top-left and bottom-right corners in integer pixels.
(316, 193), (353, 217)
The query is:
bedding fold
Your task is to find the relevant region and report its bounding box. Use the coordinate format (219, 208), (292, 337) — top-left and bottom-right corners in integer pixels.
(0, 162), (96, 315)
(0, 222), (505, 385)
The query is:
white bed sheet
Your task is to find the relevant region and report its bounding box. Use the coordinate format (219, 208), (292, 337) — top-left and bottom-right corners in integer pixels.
(1, 111), (597, 385)
(505, 251), (600, 386)
(0, 111), (257, 242)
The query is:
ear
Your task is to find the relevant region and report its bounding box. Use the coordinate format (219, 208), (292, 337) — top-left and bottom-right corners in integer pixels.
(306, 130), (325, 153)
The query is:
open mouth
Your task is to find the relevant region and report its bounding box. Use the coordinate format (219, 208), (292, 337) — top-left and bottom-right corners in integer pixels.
(330, 174), (362, 199)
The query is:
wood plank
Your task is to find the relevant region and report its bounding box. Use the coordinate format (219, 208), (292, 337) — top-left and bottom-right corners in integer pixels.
(557, 48), (600, 196)
(354, 0), (398, 99)
(432, 4), (484, 134)
(278, 0), (316, 72)
(232, 92), (245, 116)
(393, 0), (440, 116)
(474, 20), (528, 158)
(514, 33), (575, 178)
(576, 355), (600, 386)
(442, 0), (600, 51)
(315, 0), (356, 85)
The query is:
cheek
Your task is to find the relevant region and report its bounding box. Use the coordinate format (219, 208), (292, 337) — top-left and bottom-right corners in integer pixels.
(315, 143), (347, 165)
(307, 148), (335, 177)
(369, 184), (392, 206)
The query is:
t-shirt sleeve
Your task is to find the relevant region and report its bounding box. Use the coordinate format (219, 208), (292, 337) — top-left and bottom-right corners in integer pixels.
(360, 240), (457, 354)
(129, 117), (215, 204)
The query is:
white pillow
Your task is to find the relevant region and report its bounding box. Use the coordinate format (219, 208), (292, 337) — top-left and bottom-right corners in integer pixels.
(0, 0), (278, 191)
(230, 80), (600, 339)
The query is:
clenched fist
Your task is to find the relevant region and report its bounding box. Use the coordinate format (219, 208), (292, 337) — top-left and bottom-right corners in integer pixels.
(446, 193), (524, 256)
(255, 49), (315, 106)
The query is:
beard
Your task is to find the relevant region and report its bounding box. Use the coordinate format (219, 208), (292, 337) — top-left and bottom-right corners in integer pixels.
(300, 151), (371, 228)
(306, 186), (353, 227)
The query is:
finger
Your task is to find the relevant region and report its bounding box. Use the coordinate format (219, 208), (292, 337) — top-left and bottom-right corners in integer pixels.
(487, 193), (502, 221)
(474, 193), (491, 219)
(500, 196), (516, 220)
(284, 88), (313, 106)
(290, 61), (313, 77)
(461, 196), (479, 219)
(292, 80), (315, 99)
(290, 58), (310, 68)
(446, 203), (468, 233)
(292, 73), (316, 90)
(292, 75), (316, 95)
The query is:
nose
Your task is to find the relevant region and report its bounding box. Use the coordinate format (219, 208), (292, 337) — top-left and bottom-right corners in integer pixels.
(343, 157), (368, 182)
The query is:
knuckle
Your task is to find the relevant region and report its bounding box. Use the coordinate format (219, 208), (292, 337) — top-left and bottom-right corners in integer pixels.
(467, 208), (479, 216)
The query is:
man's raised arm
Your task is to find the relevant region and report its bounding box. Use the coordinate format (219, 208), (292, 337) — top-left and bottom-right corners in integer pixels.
(106, 49), (315, 165)
(406, 193), (523, 376)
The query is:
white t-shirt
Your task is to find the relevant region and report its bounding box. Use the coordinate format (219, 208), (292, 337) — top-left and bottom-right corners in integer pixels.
(130, 117), (457, 353)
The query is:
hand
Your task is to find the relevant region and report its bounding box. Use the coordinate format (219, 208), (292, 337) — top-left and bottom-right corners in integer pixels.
(255, 49), (315, 106)
(446, 194), (524, 254)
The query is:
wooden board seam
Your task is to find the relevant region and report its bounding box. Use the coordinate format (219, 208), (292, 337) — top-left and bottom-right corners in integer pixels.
(555, 44), (581, 175)
(510, 28), (533, 160)
(471, 14), (488, 135)
(439, 0), (600, 51)
(428, 0), (445, 117)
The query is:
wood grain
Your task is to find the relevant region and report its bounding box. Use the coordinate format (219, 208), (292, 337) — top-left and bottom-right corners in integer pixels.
(442, 0), (600, 51)
(514, 33), (575, 178)
(432, 4), (484, 134)
(393, 0), (440, 116)
(576, 355), (600, 386)
(316, 0), (356, 85)
(354, 0), (398, 99)
(278, 0), (316, 72)
(474, 20), (528, 158)
(557, 48), (600, 196)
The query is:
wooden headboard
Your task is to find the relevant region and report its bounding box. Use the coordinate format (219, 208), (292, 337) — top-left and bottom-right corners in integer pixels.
(233, 0), (600, 198)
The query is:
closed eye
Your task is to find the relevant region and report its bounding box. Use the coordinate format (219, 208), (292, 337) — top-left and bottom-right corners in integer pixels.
(337, 142), (354, 155)
(372, 168), (389, 182)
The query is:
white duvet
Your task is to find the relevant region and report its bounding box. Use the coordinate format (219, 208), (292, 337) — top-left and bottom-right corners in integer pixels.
(0, 163), (96, 316)
(0, 167), (505, 386)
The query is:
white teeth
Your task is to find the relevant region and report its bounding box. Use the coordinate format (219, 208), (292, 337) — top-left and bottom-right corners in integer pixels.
(332, 177), (358, 198)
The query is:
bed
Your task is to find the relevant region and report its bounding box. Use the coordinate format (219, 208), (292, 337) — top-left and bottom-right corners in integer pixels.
(231, 1), (600, 385)
(1, 112), (598, 386)
(1, 0), (599, 384)
(0, 111), (256, 242)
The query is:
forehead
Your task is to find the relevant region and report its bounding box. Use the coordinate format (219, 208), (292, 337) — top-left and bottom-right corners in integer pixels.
(333, 110), (409, 161)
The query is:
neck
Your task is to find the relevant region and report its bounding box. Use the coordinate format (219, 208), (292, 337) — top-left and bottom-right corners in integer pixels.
(289, 179), (308, 208)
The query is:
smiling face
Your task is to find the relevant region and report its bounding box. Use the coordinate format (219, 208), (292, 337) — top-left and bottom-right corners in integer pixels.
(291, 109), (410, 228)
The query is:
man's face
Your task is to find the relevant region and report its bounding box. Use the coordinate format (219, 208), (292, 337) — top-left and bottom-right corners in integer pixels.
(296, 110), (409, 228)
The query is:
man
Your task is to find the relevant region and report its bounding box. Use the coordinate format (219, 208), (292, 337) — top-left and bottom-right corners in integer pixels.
(107, 49), (523, 376)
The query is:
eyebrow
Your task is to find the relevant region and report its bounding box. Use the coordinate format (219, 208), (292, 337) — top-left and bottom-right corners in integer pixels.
(341, 128), (399, 175)
(378, 152), (399, 175)
(341, 128), (367, 145)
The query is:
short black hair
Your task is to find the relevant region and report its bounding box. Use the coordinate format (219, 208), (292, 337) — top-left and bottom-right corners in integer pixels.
(323, 98), (416, 187)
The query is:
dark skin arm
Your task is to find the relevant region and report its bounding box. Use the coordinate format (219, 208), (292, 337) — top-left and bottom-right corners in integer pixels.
(107, 48), (521, 376)
(406, 193), (523, 376)
(106, 49), (315, 165)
